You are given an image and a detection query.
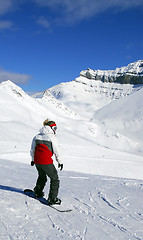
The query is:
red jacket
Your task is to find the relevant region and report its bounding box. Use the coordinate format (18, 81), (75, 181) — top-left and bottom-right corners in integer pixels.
(34, 143), (53, 164)
(30, 126), (62, 165)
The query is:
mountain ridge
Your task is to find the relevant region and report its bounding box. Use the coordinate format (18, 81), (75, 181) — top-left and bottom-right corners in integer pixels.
(80, 60), (143, 84)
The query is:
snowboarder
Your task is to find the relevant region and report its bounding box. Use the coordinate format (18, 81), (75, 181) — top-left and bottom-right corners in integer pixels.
(30, 119), (63, 205)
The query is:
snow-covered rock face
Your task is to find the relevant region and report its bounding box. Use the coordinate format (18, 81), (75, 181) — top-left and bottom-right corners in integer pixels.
(49, 76), (133, 118)
(80, 60), (143, 84)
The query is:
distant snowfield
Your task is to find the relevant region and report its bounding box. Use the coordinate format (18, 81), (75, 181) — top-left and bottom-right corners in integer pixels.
(0, 78), (143, 239)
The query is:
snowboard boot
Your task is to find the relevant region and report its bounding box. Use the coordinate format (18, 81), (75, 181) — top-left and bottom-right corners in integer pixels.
(33, 186), (44, 198)
(47, 197), (61, 205)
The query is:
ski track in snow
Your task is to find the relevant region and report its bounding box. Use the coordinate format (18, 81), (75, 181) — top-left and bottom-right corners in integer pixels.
(0, 159), (143, 240)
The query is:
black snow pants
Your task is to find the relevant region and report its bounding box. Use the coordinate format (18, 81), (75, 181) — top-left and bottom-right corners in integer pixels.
(35, 164), (60, 199)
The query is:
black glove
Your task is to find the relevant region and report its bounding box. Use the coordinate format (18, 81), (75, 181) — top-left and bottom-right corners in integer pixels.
(31, 160), (35, 166)
(58, 163), (63, 171)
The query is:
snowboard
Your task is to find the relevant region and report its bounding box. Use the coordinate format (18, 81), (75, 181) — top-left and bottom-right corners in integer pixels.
(24, 189), (72, 213)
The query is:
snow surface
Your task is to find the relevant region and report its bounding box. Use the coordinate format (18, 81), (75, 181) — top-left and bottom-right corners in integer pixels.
(0, 159), (143, 240)
(0, 77), (143, 239)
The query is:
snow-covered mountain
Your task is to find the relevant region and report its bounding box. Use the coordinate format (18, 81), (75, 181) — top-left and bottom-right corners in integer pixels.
(0, 61), (142, 166)
(49, 76), (133, 118)
(80, 60), (143, 84)
(0, 59), (143, 178)
(48, 74), (143, 156)
(0, 64), (143, 239)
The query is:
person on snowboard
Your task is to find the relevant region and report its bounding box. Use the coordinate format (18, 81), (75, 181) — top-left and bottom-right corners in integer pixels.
(30, 119), (63, 205)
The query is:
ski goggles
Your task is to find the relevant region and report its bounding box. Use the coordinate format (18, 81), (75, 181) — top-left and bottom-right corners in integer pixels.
(49, 123), (57, 133)
(51, 126), (57, 132)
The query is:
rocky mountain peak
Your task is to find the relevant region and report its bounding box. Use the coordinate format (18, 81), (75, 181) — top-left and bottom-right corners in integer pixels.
(80, 60), (143, 84)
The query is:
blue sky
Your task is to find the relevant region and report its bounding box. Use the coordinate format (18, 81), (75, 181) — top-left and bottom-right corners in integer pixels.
(0, 0), (143, 93)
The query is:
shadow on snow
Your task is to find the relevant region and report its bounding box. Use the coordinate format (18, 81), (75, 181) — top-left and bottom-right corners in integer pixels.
(0, 184), (24, 195)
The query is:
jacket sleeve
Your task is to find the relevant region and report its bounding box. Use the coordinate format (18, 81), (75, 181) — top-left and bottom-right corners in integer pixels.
(50, 135), (63, 164)
(30, 136), (36, 161)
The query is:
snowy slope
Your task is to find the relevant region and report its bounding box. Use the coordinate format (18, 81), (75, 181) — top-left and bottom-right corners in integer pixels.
(0, 80), (50, 162)
(33, 89), (80, 119)
(0, 75), (143, 239)
(48, 76), (143, 156)
(0, 159), (143, 240)
(93, 87), (143, 151)
(0, 79), (142, 178)
(49, 76), (133, 119)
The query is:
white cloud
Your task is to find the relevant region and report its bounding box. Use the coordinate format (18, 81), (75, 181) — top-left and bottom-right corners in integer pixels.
(0, 68), (32, 85)
(0, 0), (19, 30)
(0, 0), (16, 15)
(36, 16), (50, 28)
(0, 20), (13, 30)
(33, 0), (143, 25)
(0, 0), (142, 28)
